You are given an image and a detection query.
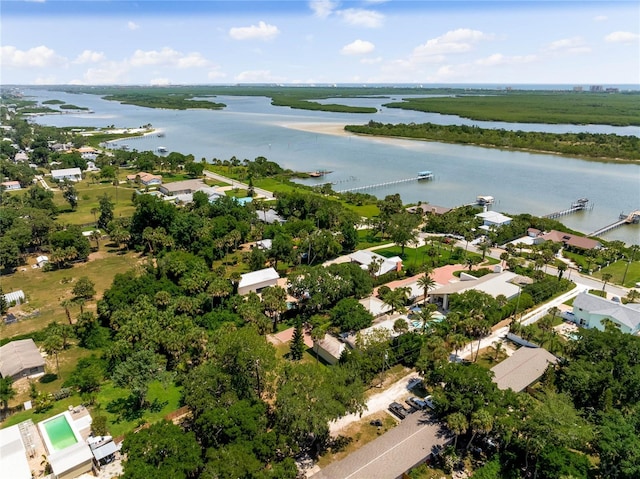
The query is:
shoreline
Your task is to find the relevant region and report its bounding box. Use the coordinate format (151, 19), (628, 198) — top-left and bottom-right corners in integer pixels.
(279, 122), (639, 164)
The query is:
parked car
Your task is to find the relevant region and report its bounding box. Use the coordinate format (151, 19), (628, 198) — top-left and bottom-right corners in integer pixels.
(407, 397), (428, 410)
(388, 402), (408, 419)
(423, 395), (435, 410)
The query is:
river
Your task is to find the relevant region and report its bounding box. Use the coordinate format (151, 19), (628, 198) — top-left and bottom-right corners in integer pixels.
(23, 88), (640, 245)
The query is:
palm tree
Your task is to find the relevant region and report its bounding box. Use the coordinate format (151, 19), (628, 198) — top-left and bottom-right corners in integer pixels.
(417, 273), (436, 306)
(467, 409), (493, 450)
(381, 286), (411, 315)
(90, 230), (101, 250)
(90, 207), (99, 225)
(310, 324), (327, 363)
(490, 341), (504, 361)
(601, 272), (612, 292)
(60, 299), (73, 325)
(447, 333), (467, 360)
(446, 412), (468, 449)
(625, 289), (640, 303)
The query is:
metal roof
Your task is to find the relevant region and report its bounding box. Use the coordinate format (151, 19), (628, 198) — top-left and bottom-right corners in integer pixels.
(0, 339), (45, 378)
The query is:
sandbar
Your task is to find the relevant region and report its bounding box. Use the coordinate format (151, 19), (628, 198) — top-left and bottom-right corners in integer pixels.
(278, 122), (352, 137)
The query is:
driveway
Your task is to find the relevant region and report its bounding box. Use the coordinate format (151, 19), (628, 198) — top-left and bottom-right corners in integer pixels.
(312, 411), (450, 479)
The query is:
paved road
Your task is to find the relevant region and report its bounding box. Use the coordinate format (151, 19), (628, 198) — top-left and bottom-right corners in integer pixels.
(311, 411), (449, 479)
(203, 170), (274, 199)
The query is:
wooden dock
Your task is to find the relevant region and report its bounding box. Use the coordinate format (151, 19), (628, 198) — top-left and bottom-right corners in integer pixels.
(545, 198), (591, 219)
(589, 210), (640, 237)
(335, 174), (433, 194)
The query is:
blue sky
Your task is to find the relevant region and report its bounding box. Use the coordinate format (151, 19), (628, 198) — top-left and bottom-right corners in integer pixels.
(1, 1), (638, 85)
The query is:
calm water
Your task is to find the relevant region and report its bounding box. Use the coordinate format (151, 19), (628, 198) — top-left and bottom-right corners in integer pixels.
(24, 89), (640, 245)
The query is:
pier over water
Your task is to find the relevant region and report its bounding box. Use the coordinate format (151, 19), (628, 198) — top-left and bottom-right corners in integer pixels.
(590, 210), (640, 237)
(545, 198), (591, 219)
(335, 172), (433, 194)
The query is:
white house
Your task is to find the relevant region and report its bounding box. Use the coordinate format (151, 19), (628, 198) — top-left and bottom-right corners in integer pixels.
(51, 167), (82, 182)
(349, 250), (402, 277)
(238, 267), (280, 295)
(475, 211), (512, 229)
(1, 181), (22, 191)
(428, 271), (522, 310)
(572, 291), (640, 335)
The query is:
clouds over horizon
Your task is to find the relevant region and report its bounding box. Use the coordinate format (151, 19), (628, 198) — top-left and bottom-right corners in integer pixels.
(341, 39), (375, 55)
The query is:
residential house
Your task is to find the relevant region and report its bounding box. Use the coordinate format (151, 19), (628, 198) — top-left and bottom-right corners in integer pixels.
(491, 347), (558, 391)
(313, 334), (346, 365)
(159, 178), (207, 196)
(571, 291), (640, 335)
(541, 230), (601, 251)
(428, 271), (522, 310)
(406, 204), (452, 216)
(349, 250), (402, 277)
(0, 339), (45, 380)
(51, 167), (82, 182)
(14, 151), (29, 162)
(126, 171), (163, 186)
(475, 211), (512, 230)
(1, 180), (22, 191)
(237, 267), (280, 295)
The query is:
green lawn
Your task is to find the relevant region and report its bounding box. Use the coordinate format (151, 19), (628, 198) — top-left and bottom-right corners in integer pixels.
(54, 181), (136, 225)
(592, 259), (640, 288)
(2, 380), (182, 439)
(0, 249), (142, 339)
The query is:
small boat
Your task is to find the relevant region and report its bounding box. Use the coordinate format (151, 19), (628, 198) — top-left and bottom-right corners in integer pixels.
(157, 146), (168, 153)
(417, 171), (433, 180)
(309, 169), (332, 177)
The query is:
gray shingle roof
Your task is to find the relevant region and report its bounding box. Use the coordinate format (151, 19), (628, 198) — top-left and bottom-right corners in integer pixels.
(491, 347), (557, 392)
(573, 292), (640, 331)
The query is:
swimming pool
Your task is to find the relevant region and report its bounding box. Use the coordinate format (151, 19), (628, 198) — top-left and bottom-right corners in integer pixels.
(39, 412), (81, 453)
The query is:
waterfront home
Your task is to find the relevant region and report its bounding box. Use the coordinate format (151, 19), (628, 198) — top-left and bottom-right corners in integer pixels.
(541, 230), (601, 251)
(475, 210), (512, 229)
(51, 167), (82, 182)
(238, 267), (280, 295)
(571, 291), (640, 334)
(406, 203), (452, 216)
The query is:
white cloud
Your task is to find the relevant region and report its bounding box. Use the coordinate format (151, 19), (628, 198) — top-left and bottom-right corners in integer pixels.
(129, 48), (209, 68)
(341, 40), (375, 55)
(412, 29), (494, 58)
(475, 53), (536, 66)
(594, 15), (608, 22)
(150, 78), (171, 86)
(604, 31), (640, 44)
(177, 52), (209, 69)
(309, 0), (338, 19)
(229, 21), (280, 41)
(81, 63), (129, 84)
(0, 45), (66, 68)
(33, 75), (57, 85)
(545, 37), (590, 54)
(309, 0), (338, 18)
(338, 8), (384, 28)
(74, 50), (105, 64)
(128, 21), (140, 31)
(235, 70), (284, 82)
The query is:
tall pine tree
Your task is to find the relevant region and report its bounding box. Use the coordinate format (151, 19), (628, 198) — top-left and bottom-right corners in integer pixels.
(290, 321), (305, 361)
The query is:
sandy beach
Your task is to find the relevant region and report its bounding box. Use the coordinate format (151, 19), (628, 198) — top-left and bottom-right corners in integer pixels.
(278, 122), (352, 137)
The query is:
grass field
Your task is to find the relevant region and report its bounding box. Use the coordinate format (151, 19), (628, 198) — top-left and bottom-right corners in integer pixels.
(54, 181), (136, 225)
(2, 379), (182, 439)
(0, 248), (142, 339)
(592, 259), (640, 289)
